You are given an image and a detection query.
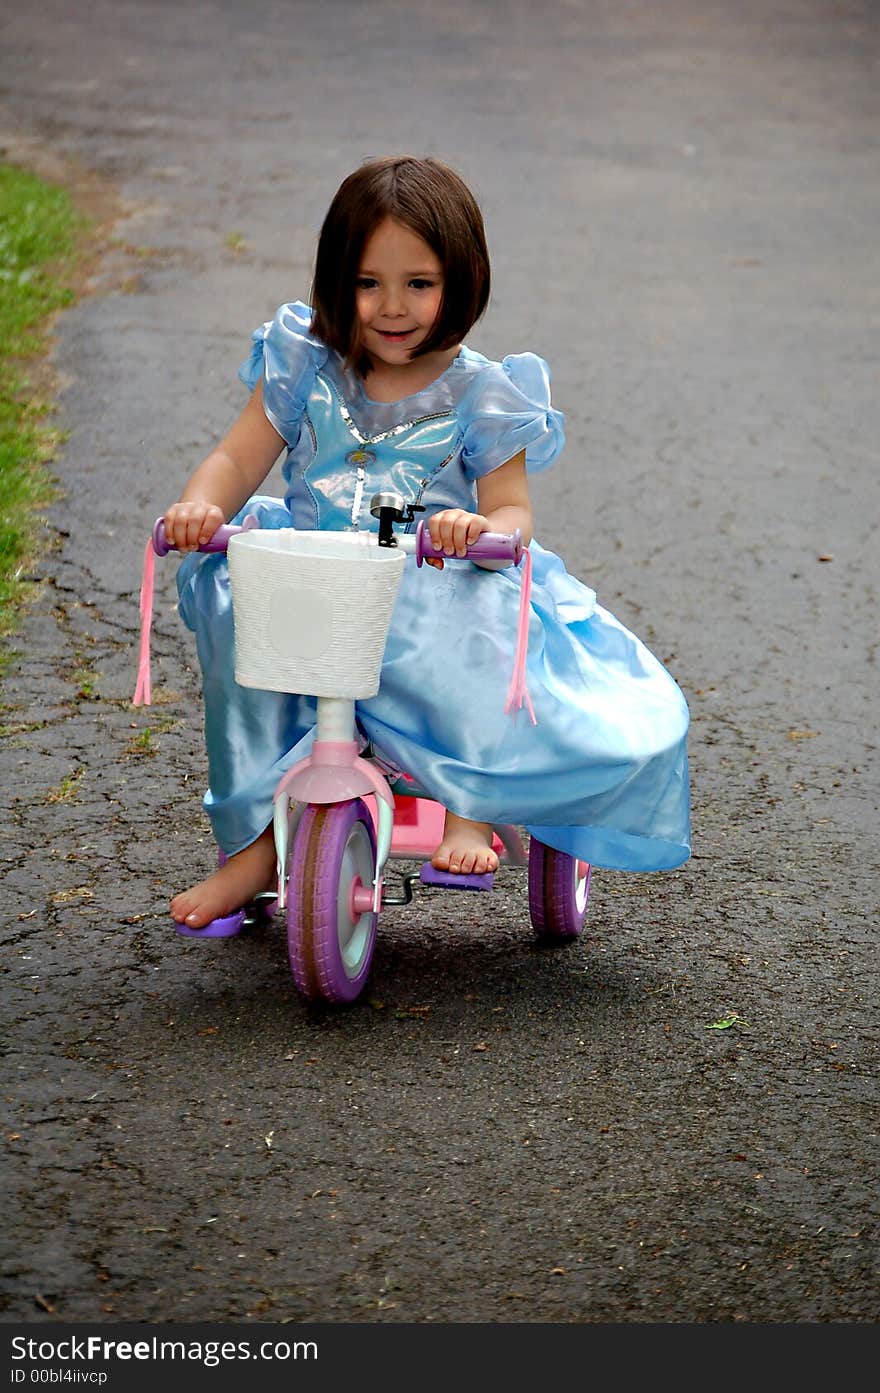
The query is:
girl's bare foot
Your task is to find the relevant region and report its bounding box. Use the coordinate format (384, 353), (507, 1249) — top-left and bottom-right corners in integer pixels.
(431, 812), (499, 875)
(170, 826), (276, 929)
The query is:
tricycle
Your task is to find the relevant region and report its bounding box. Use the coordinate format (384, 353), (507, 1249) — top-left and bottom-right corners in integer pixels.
(142, 492), (591, 1003)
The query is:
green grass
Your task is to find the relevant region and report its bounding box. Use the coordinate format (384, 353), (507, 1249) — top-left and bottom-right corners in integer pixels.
(0, 162), (85, 654)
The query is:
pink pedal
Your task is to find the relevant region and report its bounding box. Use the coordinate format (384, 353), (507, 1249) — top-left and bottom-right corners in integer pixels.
(419, 863), (495, 891)
(174, 892), (276, 938)
(175, 909), (246, 937)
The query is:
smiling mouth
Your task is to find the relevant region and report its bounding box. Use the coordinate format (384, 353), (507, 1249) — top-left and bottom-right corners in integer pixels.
(375, 328), (415, 341)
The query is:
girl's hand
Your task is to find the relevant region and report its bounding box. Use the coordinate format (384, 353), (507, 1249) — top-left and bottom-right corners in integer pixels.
(426, 508), (489, 569)
(163, 500), (226, 553)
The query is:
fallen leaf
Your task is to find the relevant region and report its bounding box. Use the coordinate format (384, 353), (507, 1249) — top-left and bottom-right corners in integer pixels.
(51, 887), (94, 904)
(817, 554), (833, 562)
(786, 729), (819, 741)
(473, 1041), (490, 1052)
(706, 1013), (750, 1030)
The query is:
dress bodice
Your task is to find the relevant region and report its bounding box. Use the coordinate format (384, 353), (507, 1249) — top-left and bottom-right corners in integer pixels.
(284, 365), (475, 532)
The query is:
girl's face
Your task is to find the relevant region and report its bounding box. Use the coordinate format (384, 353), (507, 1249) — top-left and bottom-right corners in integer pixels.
(355, 218), (445, 371)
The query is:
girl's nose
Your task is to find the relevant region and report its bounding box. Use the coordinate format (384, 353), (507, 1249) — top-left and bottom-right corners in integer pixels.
(381, 286), (406, 316)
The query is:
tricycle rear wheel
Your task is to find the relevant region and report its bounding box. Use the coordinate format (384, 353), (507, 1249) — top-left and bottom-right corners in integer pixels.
(528, 837), (591, 939)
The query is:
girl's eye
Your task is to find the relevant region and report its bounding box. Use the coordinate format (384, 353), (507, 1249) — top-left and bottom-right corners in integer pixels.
(410, 279), (436, 290)
(356, 277), (378, 289)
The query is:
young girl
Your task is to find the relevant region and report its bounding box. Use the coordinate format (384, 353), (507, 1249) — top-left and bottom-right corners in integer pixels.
(161, 156), (690, 930)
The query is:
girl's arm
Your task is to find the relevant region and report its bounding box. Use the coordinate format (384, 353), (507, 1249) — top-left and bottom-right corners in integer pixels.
(427, 450), (532, 562)
(163, 382), (286, 551)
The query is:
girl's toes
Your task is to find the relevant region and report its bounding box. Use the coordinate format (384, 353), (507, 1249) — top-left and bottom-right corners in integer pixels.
(170, 894), (192, 924)
(171, 888), (214, 928)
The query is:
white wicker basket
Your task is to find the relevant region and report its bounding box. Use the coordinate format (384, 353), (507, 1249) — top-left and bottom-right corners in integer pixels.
(227, 529), (406, 699)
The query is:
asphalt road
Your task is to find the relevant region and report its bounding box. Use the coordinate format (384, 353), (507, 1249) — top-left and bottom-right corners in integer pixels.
(1, 0), (877, 1328)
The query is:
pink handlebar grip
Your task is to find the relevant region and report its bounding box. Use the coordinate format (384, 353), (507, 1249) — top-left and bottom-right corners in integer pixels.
(414, 520), (523, 568)
(151, 514), (259, 556)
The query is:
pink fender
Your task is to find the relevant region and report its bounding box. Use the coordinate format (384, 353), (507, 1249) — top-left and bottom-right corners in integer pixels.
(273, 741), (394, 809)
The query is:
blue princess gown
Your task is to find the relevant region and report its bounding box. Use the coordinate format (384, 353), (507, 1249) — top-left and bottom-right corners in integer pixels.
(178, 302), (690, 871)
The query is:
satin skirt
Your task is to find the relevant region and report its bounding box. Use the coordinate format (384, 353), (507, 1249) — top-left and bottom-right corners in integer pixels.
(177, 496), (691, 871)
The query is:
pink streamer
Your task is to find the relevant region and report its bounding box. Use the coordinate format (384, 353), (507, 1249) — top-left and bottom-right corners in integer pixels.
(504, 546), (537, 725)
(132, 536), (155, 707)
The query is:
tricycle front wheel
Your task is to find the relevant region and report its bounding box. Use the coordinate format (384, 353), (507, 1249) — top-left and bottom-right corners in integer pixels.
(528, 837), (591, 939)
(287, 798), (378, 1003)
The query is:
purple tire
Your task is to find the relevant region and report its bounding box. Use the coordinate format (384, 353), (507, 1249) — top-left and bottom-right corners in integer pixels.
(527, 837), (591, 939)
(287, 799), (378, 1004)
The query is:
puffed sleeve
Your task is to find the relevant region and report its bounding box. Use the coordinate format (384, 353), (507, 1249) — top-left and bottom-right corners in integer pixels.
(458, 352), (565, 478)
(238, 301), (328, 444)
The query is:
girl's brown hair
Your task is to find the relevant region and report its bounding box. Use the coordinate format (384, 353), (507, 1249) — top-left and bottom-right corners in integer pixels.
(310, 156), (491, 376)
